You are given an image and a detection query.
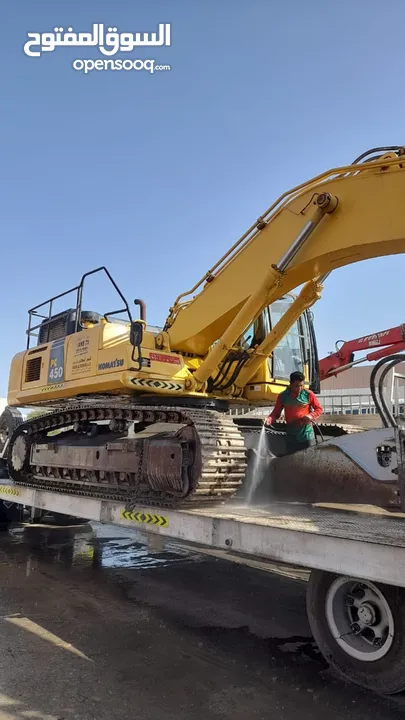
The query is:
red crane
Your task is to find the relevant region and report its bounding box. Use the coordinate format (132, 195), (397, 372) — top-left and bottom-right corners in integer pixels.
(319, 324), (405, 381)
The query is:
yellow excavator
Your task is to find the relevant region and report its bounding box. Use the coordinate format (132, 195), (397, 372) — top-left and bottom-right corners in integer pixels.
(1, 145), (405, 511)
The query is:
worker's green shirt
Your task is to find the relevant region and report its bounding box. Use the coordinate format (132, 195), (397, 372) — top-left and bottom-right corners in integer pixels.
(270, 388), (323, 442)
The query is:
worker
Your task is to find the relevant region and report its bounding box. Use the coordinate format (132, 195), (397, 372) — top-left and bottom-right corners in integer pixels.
(265, 371), (323, 455)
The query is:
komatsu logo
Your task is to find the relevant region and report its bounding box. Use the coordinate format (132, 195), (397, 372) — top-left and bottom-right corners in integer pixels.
(98, 358), (124, 371)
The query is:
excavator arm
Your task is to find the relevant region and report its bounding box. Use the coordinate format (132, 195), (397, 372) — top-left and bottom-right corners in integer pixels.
(162, 147), (405, 393)
(320, 324), (405, 380)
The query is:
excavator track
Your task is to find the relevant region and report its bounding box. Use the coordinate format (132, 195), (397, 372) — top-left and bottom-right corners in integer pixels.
(315, 422), (365, 437)
(246, 420), (364, 437)
(5, 403), (248, 509)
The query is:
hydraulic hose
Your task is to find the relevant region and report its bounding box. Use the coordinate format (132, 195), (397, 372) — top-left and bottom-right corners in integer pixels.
(312, 421), (325, 443)
(352, 146), (405, 164)
(370, 356), (393, 427)
(377, 359), (400, 427)
(369, 354), (405, 428)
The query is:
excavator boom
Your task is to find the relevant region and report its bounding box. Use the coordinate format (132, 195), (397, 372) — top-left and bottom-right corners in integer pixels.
(164, 149), (405, 368)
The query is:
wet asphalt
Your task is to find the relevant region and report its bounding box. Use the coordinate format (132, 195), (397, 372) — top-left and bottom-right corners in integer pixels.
(0, 518), (403, 720)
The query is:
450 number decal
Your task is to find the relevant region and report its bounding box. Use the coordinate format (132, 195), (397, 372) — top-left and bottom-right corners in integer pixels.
(49, 365), (64, 380)
(48, 338), (66, 384)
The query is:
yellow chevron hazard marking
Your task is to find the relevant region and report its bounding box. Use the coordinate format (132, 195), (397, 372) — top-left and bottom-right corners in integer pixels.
(120, 510), (169, 528)
(130, 378), (182, 392)
(0, 486), (20, 497)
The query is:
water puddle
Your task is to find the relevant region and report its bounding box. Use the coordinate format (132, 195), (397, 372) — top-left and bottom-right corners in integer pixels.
(2, 520), (205, 574)
(97, 535), (204, 570)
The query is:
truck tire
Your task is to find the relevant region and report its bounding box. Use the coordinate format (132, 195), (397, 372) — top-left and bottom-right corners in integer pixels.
(307, 570), (405, 694)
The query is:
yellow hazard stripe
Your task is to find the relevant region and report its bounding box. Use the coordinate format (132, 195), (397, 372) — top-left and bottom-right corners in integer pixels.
(120, 510), (168, 528)
(0, 485), (20, 497)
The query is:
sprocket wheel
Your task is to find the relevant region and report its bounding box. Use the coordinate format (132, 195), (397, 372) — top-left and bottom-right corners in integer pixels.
(10, 433), (31, 473)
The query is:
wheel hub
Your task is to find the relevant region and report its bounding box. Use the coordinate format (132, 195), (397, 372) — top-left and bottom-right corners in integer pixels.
(326, 577), (395, 662)
(358, 602), (377, 626)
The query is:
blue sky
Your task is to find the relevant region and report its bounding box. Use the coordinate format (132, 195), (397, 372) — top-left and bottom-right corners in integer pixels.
(1, 0), (405, 394)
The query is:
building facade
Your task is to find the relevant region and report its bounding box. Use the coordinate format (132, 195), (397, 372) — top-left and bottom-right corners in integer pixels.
(320, 363), (405, 417)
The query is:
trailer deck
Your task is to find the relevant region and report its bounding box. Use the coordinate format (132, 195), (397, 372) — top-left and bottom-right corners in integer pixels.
(2, 481), (405, 588)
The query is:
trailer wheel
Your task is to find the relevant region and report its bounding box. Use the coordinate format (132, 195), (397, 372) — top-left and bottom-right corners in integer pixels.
(307, 570), (405, 694)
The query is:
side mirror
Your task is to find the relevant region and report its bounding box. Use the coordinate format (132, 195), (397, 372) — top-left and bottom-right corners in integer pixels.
(130, 321), (144, 348)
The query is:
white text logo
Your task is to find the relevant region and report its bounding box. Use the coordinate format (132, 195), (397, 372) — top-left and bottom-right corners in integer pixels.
(24, 23), (171, 58)
(72, 58), (171, 74)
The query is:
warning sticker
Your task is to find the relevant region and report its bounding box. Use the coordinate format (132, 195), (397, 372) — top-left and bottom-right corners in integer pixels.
(149, 352), (181, 365)
(120, 510), (168, 528)
(72, 335), (92, 376)
(0, 486), (20, 497)
(41, 383), (64, 393)
(130, 378), (182, 392)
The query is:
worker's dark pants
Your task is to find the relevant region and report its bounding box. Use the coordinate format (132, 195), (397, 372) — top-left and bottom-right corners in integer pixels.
(285, 437), (316, 455)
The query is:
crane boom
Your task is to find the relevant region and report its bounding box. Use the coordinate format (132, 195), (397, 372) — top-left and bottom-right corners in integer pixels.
(320, 324), (405, 380)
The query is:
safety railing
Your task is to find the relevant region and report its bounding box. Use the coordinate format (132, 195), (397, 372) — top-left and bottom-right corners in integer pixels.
(228, 394), (405, 418)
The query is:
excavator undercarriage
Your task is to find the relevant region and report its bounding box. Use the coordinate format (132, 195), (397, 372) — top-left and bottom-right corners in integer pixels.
(1, 401), (247, 508)
(0, 397), (348, 504)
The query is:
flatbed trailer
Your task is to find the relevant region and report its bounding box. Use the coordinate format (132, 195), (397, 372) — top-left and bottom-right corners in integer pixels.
(2, 480), (405, 696)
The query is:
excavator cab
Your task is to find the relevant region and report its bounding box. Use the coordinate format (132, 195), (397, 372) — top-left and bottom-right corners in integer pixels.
(240, 297), (320, 394)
